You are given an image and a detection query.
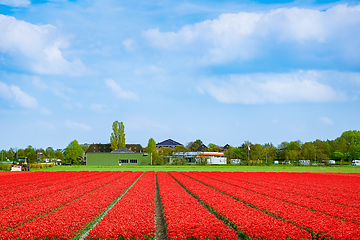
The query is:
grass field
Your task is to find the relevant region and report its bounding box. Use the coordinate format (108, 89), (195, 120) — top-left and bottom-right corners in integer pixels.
(30, 164), (360, 173)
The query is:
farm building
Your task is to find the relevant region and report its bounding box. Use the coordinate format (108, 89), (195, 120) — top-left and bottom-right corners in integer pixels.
(85, 143), (143, 153)
(85, 144), (151, 166)
(171, 152), (227, 164)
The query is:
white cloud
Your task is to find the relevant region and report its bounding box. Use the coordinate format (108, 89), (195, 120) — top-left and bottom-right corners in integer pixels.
(0, 81), (38, 108)
(126, 116), (169, 131)
(62, 102), (83, 109)
(143, 4), (360, 64)
(9, 85), (38, 109)
(200, 71), (346, 104)
(0, 14), (86, 75)
(319, 116), (333, 126)
(32, 78), (73, 99)
(37, 121), (56, 130)
(0, 0), (30, 7)
(0, 81), (12, 99)
(0, 81), (52, 114)
(90, 103), (110, 113)
(105, 79), (139, 101)
(64, 120), (91, 131)
(122, 38), (134, 51)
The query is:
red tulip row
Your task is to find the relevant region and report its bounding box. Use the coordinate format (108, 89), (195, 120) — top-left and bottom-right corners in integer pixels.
(87, 171), (156, 239)
(0, 171), (131, 232)
(0, 171), (76, 194)
(158, 171), (238, 240)
(198, 171), (360, 224)
(0, 171), (105, 210)
(169, 171), (312, 240)
(0, 171), (64, 199)
(0, 171), (141, 240)
(182, 171), (360, 239)
(223, 172), (360, 208)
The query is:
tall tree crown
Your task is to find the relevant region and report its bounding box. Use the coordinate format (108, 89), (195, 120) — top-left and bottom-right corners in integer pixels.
(110, 121), (125, 150)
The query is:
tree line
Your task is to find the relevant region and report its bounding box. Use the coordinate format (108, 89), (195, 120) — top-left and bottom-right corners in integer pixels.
(1, 128), (359, 165)
(146, 130), (360, 165)
(0, 140), (88, 165)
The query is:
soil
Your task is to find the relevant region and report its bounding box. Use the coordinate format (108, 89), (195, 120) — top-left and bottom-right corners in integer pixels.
(155, 173), (168, 240)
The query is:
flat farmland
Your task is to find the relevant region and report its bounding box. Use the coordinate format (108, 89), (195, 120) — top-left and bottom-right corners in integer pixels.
(0, 171), (359, 239)
(30, 164), (360, 173)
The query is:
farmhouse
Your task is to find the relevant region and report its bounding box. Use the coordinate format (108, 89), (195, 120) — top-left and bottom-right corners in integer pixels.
(85, 144), (151, 166)
(156, 139), (183, 150)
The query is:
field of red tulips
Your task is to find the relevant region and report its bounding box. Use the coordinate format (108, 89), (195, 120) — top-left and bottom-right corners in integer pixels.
(0, 170), (359, 239)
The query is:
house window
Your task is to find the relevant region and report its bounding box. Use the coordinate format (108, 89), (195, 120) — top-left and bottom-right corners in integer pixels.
(119, 159), (128, 163)
(130, 159), (137, 163)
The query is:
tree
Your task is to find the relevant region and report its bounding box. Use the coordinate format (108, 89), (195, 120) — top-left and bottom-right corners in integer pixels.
(17, 149), (25, 158)
(225, 146), (241, 164)
(340, 130), (360, 161)
(263, 143), (277, 164)
(207, 143), (220, 152)
(46, 147), (55, 158)
(27, 150), (37, 163)
(64, 140), (84, 165)
(331, 150), (344, 162)
(145, 138), (158, 164)
(55, 149), (64, 161)
(278, 142), (288, 161)
(172, 145), (189, 165)
(251, 144), (264, 164)
(110, 121), (125, 150)
(158, 147), (173, 164)
(240, 141), (252, 165)
(340, 130), (360, 146)
(1, 150), (6, 161)
(313, 139), (329, 163)
(301, 142), (314, 161)
(7, 148), (15, 161)
(22, 145), (37, 163)
(186, 139), (203, 151)
(286, 141), (302, 163)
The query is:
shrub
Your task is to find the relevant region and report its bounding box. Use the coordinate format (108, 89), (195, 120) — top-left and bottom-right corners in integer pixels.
(30, 164), (54, 169)
(0, 163), (11, 171)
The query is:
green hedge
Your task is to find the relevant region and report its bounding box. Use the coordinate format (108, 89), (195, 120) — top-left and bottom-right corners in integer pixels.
(0, 163), (11, 171)
(30, 164), (54, 169)
(0, 163), (54, 171)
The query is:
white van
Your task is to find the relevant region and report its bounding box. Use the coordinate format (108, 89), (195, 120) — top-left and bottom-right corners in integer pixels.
(352, 160), (360, 166)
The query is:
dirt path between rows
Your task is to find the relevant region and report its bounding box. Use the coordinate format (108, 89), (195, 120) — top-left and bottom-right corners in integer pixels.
(155, 173), (168, 240)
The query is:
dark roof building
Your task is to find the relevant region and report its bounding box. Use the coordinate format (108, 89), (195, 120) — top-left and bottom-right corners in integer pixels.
(220, 144), (230, 152)
(196, 144), (208, 152)
(85, 143), (143, 154)
(111, 147), (134, 153)
(156, 139), (183, 149)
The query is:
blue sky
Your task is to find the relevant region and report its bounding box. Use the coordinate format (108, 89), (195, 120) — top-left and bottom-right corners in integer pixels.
(0, 0), (359, 150)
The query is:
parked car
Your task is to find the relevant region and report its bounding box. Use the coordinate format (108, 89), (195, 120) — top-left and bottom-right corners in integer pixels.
(63, 162), (72, 166)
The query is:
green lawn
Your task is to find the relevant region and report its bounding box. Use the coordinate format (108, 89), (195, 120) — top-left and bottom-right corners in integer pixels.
(30, 164), (360, 173)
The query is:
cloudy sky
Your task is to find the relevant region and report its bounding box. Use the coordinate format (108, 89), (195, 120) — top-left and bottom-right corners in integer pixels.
(0, 0), (359, 150)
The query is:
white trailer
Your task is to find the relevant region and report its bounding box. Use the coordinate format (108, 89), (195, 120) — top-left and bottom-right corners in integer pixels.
(352, 160), (360, 166)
